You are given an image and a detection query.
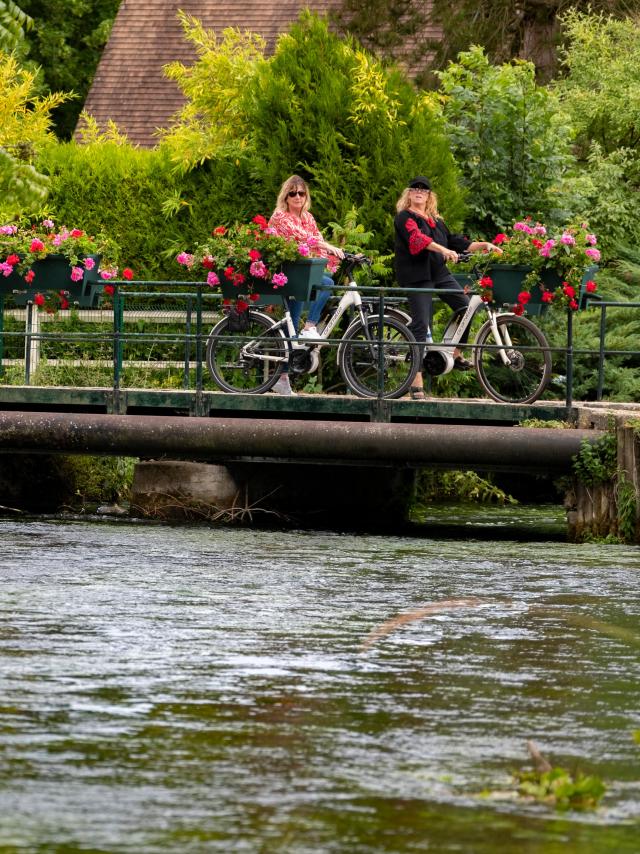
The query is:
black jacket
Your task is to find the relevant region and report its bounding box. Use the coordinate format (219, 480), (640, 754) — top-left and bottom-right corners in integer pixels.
(394, 209), (470, 285)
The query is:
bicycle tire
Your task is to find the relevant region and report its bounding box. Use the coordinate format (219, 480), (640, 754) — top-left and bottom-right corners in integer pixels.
(206, 310), (287, 394)
(474, 314), (551, 404)
(338, 315), (419, 399)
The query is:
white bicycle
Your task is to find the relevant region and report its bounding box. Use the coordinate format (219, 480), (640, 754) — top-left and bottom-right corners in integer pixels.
(205, 253), (420, 398)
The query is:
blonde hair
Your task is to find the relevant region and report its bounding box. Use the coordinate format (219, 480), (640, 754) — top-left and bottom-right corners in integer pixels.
(274, 175), (311, 214)
(396, 187), (439, 218)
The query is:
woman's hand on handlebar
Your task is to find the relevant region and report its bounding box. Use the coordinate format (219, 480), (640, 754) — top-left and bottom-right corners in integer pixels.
(323, 241), (345, 259)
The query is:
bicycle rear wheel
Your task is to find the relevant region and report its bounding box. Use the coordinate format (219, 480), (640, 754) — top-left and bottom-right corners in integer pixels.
(206, 311), (287, 394)
(338, 315), (419, 398)
(474, 314), (551, 404)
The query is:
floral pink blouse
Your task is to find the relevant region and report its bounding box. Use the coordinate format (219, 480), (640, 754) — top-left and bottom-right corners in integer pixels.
(268, 209), (339, 274)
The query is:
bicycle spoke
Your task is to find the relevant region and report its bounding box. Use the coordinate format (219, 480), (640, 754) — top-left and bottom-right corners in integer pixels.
(474, 315), (551, 404)
(339, 316), (419, 398)
(206, 312), (286, 394)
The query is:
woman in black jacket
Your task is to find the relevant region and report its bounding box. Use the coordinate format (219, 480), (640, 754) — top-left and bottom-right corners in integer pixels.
(394, 176), (502, 399)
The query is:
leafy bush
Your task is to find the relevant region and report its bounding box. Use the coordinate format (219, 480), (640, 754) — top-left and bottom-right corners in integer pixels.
(436, 46), (574, 236)
(162, 11), (465, 254)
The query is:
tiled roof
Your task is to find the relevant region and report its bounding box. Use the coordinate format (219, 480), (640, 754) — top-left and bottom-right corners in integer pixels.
(78, 0), (342, 147)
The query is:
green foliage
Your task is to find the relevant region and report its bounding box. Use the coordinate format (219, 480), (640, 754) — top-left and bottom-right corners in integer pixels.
(37, 139), (259, 278)
(415, 469), (517, 505)
(162, 11), (267, 168)
(0, 0), (31, 52)
(162, 11), (464, 255)
(0, 51), (67, 219)
(59, 454), (135, 506)
(515, 766), (606, 811)
(616, 473), (637, 544)
(553, 11), (640, 253)
(436, 46), (574, 236)
(573, 432), (617, 486)
(19, 0), (120, 139)
(557, 10), (640, 158)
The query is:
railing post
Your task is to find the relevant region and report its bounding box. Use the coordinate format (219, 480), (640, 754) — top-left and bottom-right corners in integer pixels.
(24, 301), (38, 385)
(184, 294), (192, 390)
(0, 291), (4, 378)
(195, 286), (203, 394)
(377, 288), (385, 399)
(565, 307), (574, 410)
(113, 286), (123, 393)
(597, 304), (607, 402)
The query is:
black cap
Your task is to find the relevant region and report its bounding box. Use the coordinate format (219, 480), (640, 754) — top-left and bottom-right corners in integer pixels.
(408, 176), (431, 189)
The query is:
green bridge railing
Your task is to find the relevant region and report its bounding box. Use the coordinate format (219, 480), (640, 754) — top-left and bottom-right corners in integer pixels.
(0, 281), (637, 408)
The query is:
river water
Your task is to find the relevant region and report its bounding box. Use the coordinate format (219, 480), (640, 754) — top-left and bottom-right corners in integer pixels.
(1, 513), (639, 853)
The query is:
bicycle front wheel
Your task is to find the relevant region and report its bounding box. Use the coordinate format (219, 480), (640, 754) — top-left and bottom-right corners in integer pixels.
(206, 311), (287, 394)
(474, 314), (551, 404)
(338, 315), (419, 398)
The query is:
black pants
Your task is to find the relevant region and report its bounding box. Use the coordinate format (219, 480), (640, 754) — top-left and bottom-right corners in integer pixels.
(405, 270), (470, 348)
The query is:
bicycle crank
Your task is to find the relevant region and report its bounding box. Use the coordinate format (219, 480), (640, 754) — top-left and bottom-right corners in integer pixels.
(290, 348), (320, 375)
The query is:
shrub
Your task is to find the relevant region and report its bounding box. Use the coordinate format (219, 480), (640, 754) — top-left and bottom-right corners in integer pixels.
(436, 46), (574, 236)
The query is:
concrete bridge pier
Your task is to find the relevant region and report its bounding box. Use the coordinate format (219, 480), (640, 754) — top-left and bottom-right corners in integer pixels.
(130, 459), (417, 529)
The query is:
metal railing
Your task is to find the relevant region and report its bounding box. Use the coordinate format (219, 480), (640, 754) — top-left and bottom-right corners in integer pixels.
(0, 282), (638, 405)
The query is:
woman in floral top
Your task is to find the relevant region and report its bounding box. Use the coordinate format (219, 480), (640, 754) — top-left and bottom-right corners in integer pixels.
(267, 175), (344, 396)
(394, 176), (502, 399)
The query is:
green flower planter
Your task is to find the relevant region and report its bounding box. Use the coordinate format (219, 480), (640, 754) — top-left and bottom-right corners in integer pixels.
(539, 264), (599, 309)
(485, 264), (548, 317)
(219, 258), (327, 305)
(1, 254), (103, 308)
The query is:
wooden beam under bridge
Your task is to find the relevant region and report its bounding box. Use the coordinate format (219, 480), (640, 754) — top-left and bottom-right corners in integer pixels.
(0, 411), (604, 474)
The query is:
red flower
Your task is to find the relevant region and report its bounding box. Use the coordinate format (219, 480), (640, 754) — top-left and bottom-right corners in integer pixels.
(201, 256), (215, 270)
(30, 238), (45, 252)
(512, 303), (525, 316)
(70, 229), (84, 238)
(25, 270), (35, 283)
(103, 284), (115, 296)
(6, 253), (19, 265)
(493, 233), (507, 245)
(60, 298), (69, 310)
(532, 238), (543, 249)
(252, 215), (268, 230)
(34, 293), (46, 307)
(213, 226), (227, 235)
(233, 273), (246, 285)
(249, 293), (260, 302)
(569, 299), (579, 310)
(248, 249), (262, 261)
(585, 280), (597, 293)
(236, 299), (249, 312)
(517, 291), (531, 304)
(222, 298), (232, 306)
(224, 266), (235, 280)
(122, 268), (134, 280)
(479, 276), (493, 288)
(541, 291), (555, 303)
(562, 284), (576, 298)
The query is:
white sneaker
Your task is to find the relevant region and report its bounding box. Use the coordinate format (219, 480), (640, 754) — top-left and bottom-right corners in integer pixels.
(271, 375), (297, 396)
(299, 325), (322, 342)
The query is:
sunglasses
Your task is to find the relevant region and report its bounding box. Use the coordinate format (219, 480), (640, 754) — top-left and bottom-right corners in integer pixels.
(409, 186), (430, 191)
(287, 190), (307, 198)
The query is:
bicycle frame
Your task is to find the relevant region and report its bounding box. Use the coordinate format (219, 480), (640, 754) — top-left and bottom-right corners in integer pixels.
(239, 281), (368, 366)
(433, 293), (522, 372)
